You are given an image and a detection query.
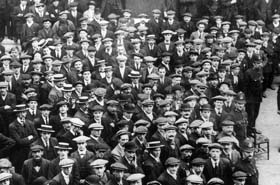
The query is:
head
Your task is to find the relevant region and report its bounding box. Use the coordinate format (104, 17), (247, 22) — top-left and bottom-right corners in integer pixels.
(31, 149), (43, 160)
(62, 165), (72, 176)
(209, 148), (221, 161)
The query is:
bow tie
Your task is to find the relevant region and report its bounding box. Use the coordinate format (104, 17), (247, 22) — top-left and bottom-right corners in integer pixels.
(33, 159), (42, 167)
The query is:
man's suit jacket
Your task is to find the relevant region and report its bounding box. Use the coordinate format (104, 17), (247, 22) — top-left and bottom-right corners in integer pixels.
(140, 66), (158, 83)
(157, 42), (175, 54)
(118, 156), (143, 175)
(86, 136), (108, 153)
(32, 137), (58, 160)
(111, 144), (124, 162)
(50, 172), (74, 185)
(49, 157), (80, 185)
(21, 158), (52, 185)
(68, 11), (82, 28)
(70, 150), (94, 179)
(26, 109), (41, 122)
(147, 18), (164, 40)
(48, 87), (63, 105)
(0, 133), (15, 158)
(190, 30), (208, 40)
(113, 66), (132, 83)
(157, 171), (182, 185)
(203, 158), (232, 185)
(9, 119), (38, 172)
(142, 155), (164, 183)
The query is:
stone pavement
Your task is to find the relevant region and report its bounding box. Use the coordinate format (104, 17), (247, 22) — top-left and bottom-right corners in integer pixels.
(1, 36), (280, 184)
(256, 78), (280, 185)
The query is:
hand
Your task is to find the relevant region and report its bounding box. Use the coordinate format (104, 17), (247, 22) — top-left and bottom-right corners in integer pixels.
(4, 105), (11, 110)
(17, 13), (23, 17)
(28, 135), (33, 140)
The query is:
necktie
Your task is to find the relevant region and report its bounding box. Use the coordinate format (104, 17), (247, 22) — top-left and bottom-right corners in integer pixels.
(8, 82), (11, 91)
(23, 66), (26, 73)
(45, 117), (49, 125)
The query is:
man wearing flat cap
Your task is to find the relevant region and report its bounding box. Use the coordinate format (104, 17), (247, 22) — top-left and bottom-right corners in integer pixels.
(234, 139), (258, 185)
(50, 158), (75, 185)
(52, 11), (75, 38)
(49, 142), (80, 184)
(118, 141), (143, 175)
(107, 162), (128, 185)
(21, 145), (51, 185)
(70, 136), (94, 179)
(203, 143), (232, 185)
(87, 123), (108, 153)
(157, 157), (182, 185)
(0, 158), (25, 185)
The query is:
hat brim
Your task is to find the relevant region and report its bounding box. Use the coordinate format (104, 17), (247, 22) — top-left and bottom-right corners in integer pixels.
(54, 146), (72, 150)
(13, 108), (28, 112)
(37, 128), (55, 133)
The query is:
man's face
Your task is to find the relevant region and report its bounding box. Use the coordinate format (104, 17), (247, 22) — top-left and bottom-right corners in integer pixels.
(41, 132), (51, 141)
(201, 110), (210, 119)
(93, 111), (103, 120)
(198, 24), (205, 32)
(242, 151), (254, 161)
(222, 125), (234, 135)
(62, 166), (72, 175)
(125, 150), (136, 161)
(192, 165), (204, 175)
(77, 142), (87, 151)
(235, 102), (245, 110)
(150, 148), (161, 158)
(28, 101), (38, 110)
(166, 129), (176, 141)
(167, 164), (179, 175)
(181, 150), (192, 161)
(3, 74), (12, 82)
(209, 148), (221, 160)
(57, 150), (69, 159)
(32, 150), (43, 160)
(163, 34), (172, 40)
(214, 100), (224, 109)
(56, 80), (65, 88)
(143, 105), (153, 114)
(112, 169), (124, 181)
(201, 127), (212, 136)
(233, 178), (246, 185)
(59, 105), (68, 114)
(0, 87), (7, 95)
(119, 135), (129, 146)
(91, 129), (102, 137)
(83, 71), (91, 80)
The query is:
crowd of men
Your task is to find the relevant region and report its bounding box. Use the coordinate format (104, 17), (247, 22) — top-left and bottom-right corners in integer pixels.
(0, 0), (280, 185)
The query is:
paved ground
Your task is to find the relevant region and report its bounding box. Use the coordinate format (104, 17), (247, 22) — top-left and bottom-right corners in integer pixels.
(1, 37), (280, 184)
(256, 77), (280, 185)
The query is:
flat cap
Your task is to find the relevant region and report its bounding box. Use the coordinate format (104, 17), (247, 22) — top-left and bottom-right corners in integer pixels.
(164, 157), (180, 166)
(200, 121), (214, 129)
(89, 123), (104, 130)
(70, 118), (85, 127)
(0, 173), (12, 182)
(126, 173), (145, 182)
(175, 118), (189, 126)
(189, 120), (203, 128)
(212, 95), (226, 101)
(90, 159), (108, 167)
(180, 144), (194, 151)
(208, 143), (223, 150)
(146, 141), (164, 149)
(221, 120), (235, 126)
(134, 126), (148, 134)
(232, 171), (247, 180)
(191, 158), (206, 165)
(73, 136), (90, 143)
(207, 178), (224, 185)
(94, 87), (106, 96)
(186, 174), (203, 184)
(110, 162), (128, 171)
(30, 145), (44, 152)
(59, 158), (74, 167)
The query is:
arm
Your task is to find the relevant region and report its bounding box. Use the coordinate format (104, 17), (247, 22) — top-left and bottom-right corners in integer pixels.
(9, 125), (33, 146)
